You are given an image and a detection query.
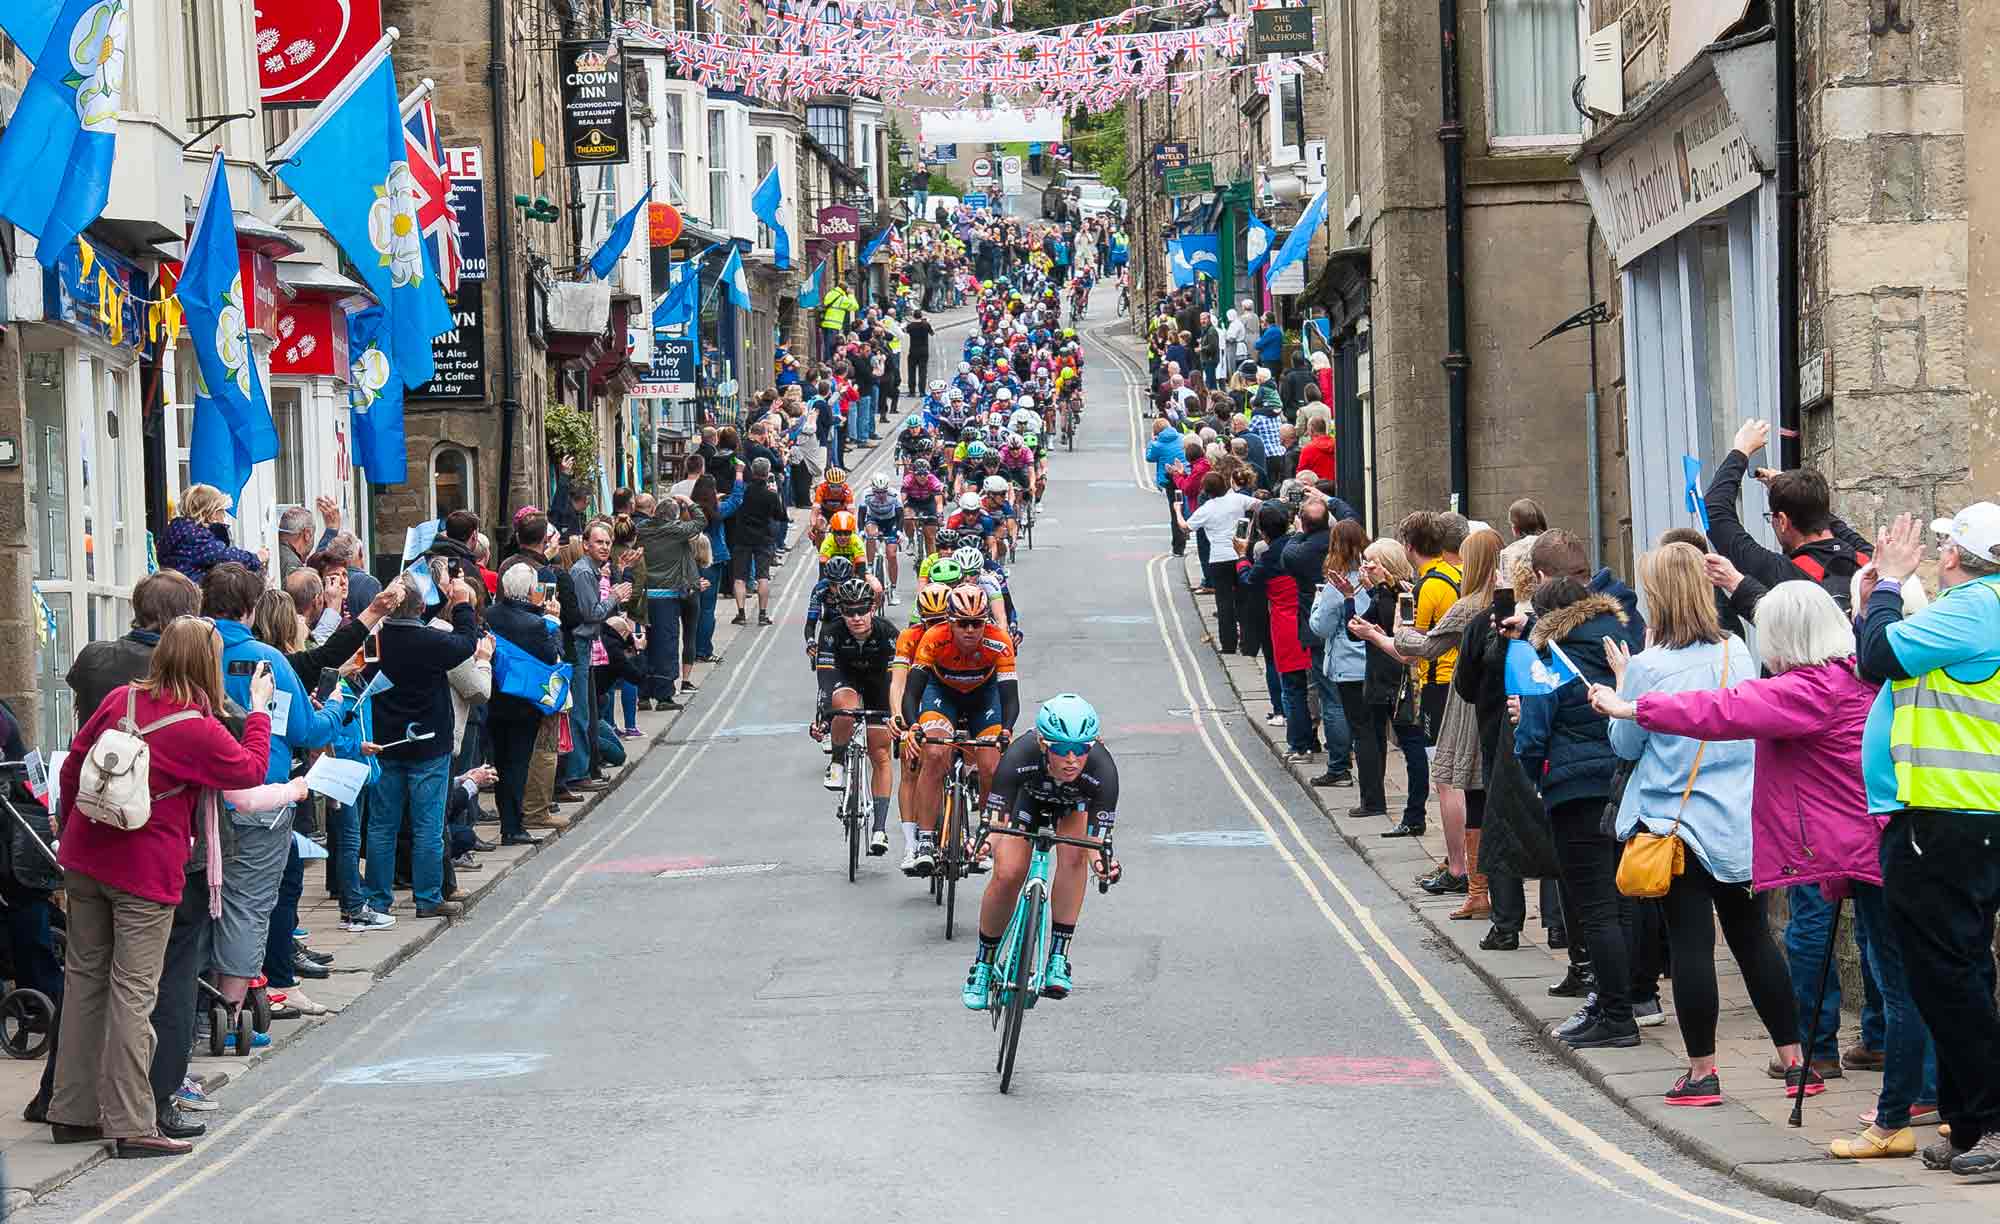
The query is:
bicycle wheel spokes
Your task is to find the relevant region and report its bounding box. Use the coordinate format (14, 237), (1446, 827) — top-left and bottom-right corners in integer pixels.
(998, 888), (1040, 1094)
(845, 748), (863, 882)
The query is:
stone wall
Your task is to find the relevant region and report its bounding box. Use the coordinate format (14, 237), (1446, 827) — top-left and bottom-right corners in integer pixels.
(1801, 0), (1972, 528)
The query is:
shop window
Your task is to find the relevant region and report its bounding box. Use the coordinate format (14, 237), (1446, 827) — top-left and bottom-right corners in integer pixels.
(755, 134), (776, 252)
(431, 445), (475, 519)
(270, 384), (307, 507)
(180, 0), (222, 131)
(1486, 0), (1582, 146)
(661, 90), (690, 206)
(808, 105), (847, 164)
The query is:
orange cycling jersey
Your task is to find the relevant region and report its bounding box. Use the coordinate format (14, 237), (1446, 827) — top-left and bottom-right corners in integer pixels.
(813, 482), (854, 513)
(892, 624), (928, 668)
(910, 622), (1017, 692)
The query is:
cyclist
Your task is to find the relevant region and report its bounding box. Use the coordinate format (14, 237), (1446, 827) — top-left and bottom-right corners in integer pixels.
(998, 434), (1037, 505)
(801, 554), (863, 663)
(897, 586), (1017, 856)
(978, 476), (1018, 561)
(812, 577), (900, 857)
(946, 492), (993, 550)
(818, 509), (867, 571)
(962, 695), (1121, 1008)
(890, 582), (955, 875)
(901, 457), (946, 559)
(858, 473), (904, 603)
(810, 467), (854, 545)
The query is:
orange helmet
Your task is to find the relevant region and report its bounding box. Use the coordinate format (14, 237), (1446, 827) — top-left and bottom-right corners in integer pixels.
(915, 583), (953, 622)
(829, 510), (857, 534)
(946, 586), (990, 621)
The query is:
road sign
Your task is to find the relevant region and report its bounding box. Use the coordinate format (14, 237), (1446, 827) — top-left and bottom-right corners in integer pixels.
(1162, 162), (1215, 195)
(964, 192), (989, 209)
(1251, 8), (1318, 55)
(972, 156), (994, 178)
(1001, 156), (1023, 195)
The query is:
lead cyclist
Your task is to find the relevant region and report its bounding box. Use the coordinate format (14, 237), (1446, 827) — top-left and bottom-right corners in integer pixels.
(962, 695), (1122, 1007)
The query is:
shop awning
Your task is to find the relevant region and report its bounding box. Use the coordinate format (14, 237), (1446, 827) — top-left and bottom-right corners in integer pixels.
(1303, 243), (1370, 321)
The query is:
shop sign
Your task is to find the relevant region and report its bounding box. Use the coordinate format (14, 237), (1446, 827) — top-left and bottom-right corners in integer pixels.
(1162, 162), (1214, 195)
(1583, 87), (1764, 267)
(256, 0), (385, 106)
(444, 147), (488, 281)
(43, 240), (145, 350)
(558, 40), (629, 165)
(649, 201), (685, 247)
(271, 298), (351, 379)
(1250, 8), (1317, 55)
(238, 250), (283, 338)
(409, 284), (486, 400)
(1268, 259), (1305, 295)
(817, 204), (861, 242)
(1153, 141), (1189, 174)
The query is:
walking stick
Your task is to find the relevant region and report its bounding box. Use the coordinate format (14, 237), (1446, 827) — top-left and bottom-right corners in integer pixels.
(1790, 896), (1845, 1127)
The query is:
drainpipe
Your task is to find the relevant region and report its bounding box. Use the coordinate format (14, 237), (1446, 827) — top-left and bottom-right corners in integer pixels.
(1585, 217), (1602, 571)
(1774, 0), (1801, 469)
(490, 0), (522, 522)
(1438, 0), (1470, 513)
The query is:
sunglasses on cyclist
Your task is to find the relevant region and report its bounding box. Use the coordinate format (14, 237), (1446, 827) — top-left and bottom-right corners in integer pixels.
(950, 617), (988, 629)
(1044, 739), (1093, 759)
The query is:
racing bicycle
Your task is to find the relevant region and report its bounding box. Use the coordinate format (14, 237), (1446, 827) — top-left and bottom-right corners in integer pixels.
(822, 707), (891, 882)
(971, 806), (1113, 1093)
(918, 728), (1002, 941)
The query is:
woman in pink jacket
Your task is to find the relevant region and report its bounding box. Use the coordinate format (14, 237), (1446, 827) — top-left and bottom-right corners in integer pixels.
(1592, 580), (1935, 1159)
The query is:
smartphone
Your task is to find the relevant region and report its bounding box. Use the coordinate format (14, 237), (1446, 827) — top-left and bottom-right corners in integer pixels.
(1234, 517), (1251, 541)
(1492, 588), (1517, 623)
(226, 659), (258, 677)
(539, 581), (557, 603)
(362, 633), (381, 665)
(313, 671), (342, 704)
(1397, 590), (1416, 625)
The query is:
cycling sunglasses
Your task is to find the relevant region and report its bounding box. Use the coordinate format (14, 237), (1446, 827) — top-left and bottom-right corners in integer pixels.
(950, 617), (988, 629)
(1044, 739), (1093, 759)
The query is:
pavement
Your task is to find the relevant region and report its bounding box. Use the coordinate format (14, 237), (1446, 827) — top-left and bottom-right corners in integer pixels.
(3, 300), (1982, 1221)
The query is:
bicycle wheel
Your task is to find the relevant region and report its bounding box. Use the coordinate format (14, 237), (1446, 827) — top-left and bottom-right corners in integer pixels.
(998, 888), (1040, 1094)
(933, 783), (953, 906)
(942, 776), (967, 939)
(845, 750), (863, 883)
(1023, 502), (1035, 552)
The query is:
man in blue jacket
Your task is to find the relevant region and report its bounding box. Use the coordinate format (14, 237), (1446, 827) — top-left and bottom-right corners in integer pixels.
(1145, 418), (1185, 557)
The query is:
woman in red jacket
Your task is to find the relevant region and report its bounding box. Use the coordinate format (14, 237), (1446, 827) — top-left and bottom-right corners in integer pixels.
(50, 617), (274, 1158)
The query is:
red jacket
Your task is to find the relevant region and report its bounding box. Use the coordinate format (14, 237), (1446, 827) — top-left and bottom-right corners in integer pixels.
(57, 687), (272, 905)
(1296, 435), (1337, 482)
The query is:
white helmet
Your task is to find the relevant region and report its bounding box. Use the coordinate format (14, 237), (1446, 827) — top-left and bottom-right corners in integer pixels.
(958, 361), (971, 374)
(958, 492), (982, 512)
(994, 387), (1013, 401)
(1006, 431), (1023, 446)
(928, 379), (946, 392)
(1017, 396), (1035, 411)
(946, 388), (964, 403)
(982, 475), (1010, 494)
(870, 472), (891, 491)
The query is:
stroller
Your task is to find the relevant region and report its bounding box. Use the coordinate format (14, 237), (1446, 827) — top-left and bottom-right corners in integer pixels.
(0, 765), (64, 1061)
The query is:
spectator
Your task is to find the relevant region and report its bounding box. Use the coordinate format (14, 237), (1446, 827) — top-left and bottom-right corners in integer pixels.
(1256, 312), (1284, 368)
(691, 474), (739, 663)
(50, 616), (274, 1157)
(1508, 497), (1548, 540)
(1145, 418), (1186, 557)
(159, 484), (263, 584)
(67, 572), (202, 721)
(1280, 352), (1316, 418)
(486, 563), (562, 848)
(564, 521), (630, 788)
(1182, 471), (1255, 651)
(1237, 502), (1318, 761)
(1343, 538), (1429, 830)
(1857, 507), (2000, 1176)
(634, 492), (706, 708)
(1704, 418), (1872, 610)
(1309, 519), (1373, 789)
(1296, 414), (1336, 483)
(730, 458), (785, 627)
(324, 532), (382, 621)
(275, 498), (338, 579)
(498, 513), (570, 829)
(1453, 536), (1537, 950)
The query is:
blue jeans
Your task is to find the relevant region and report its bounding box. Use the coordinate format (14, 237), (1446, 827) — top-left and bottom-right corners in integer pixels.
(596, 718), (627, 766)
(1850, 882), (1939, 1126)
(827, 426), (844, 470)
(1786, 885), (1847, 1061)
(1262, 644), (1283, 713)
(562, 639), (598, 782)
(696, 563), (726, 658)
(1308, 646), (1351, 776)
(1280, 669), (1315, 754)
(857, 389), (877, 440)
(1391, 716), (1429, 826)
(329, 798), (365, 916)
(616, 679), (640, 730)
(364, 755), (449, 911)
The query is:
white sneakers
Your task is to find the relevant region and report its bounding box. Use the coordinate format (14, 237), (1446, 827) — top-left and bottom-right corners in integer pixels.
(902, 846), (937, 877)
(340, 907), (396, 933)
(824, 761), (846, 791)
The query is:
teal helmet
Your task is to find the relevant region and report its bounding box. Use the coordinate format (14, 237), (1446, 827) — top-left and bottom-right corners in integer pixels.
(906, 413), (923, 428)
(966, 441), (989, 460)
(1035, 694), (1101, 753)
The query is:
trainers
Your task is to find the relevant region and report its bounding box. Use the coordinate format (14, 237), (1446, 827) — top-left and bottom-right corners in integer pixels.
(1422, 871), (1469, 896)
(174, 1079), (219, 1113)
(1783, 1062), (1828, 1099)
(1042, 952), (1073, 1000)
(730, 609), (747, 625)
(1547, 964), (1595, 998)
(1922, 1137), (1961, 1171)
(869, 829), (890, 856)
(1950, 1132), (2000, 1179)
(758, 611), (774, 626)
(340, 907), (396, 933)
(823, 761), (846, 792)
(887, 590), (900, 607)
(1562, 1015), (1640, 1049)
(1633, 997), (1668, 1028)
(962, 961), (994, 1010)
(1552, 997), (1600, 1040)
(1664, 1071), (1724, 1107)
(902, 847), (936, 877)
(221, 1030), (271, 1051)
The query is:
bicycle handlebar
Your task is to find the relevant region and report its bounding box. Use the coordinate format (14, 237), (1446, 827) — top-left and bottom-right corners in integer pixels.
(975, 817), (1118, 893)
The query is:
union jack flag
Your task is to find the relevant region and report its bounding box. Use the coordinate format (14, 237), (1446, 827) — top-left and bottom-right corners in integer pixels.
(402, 95), (463, 297)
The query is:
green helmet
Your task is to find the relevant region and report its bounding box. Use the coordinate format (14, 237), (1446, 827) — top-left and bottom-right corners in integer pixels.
(1023, 433), (1041, 448)
(928, 558), (965, 584)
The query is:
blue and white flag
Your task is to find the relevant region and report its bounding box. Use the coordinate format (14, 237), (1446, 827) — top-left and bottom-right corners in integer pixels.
(586, 184), (651, 280)
(274, 37), (453, 390)
(799, 258), (826, 309)
(1267, 184), (1329, 283)
(0, 0), (129, 266)
(720, 245), (751, 311)
(751, 165), (790, 270)
(653, 259), (698, 329)
(1504, 639), (1584, 697)
(1682, 454), (1710, 533)
(346, 306), (408, 484)
(1179, 232), (1220, 279)
(180, 151), (279, 505)
(1246, 215), (1278, 275)
(860, 225), (893, 266)
(1167, 239), (1196, 289)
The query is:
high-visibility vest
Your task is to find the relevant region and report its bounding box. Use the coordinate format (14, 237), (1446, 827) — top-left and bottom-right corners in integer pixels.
(821, 289), (854, 331)
(1889, 578), (2000, 811)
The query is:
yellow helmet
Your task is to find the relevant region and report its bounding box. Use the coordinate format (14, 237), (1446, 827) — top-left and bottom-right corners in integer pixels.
(825, 467), (847, 485)
(915, 582), (953, 622)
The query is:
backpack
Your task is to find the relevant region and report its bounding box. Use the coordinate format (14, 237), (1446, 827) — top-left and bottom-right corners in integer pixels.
(75, 688), (201, 831)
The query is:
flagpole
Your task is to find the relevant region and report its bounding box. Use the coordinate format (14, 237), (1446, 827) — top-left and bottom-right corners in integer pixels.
(398, 78), (438, 120)
(267, 28), (403, 167)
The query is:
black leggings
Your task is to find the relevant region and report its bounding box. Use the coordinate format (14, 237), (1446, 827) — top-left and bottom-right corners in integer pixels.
(1660, 852), (1799, 1059)
(1552, 798), (1632, 1021)
(1465, 786), (1485, 830)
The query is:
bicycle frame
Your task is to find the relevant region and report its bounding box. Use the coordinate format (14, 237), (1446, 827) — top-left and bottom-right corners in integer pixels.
(982, 809), (1109, 1007)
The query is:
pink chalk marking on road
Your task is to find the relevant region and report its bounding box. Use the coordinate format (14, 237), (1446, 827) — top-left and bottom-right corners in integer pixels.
(1223, 1055), (1445, 1087)
(1111, 721), (1197, 736)
(585, 856), (716, 875)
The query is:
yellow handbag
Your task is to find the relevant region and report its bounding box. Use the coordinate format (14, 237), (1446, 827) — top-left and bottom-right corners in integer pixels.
(1615, 646), (1727, 899)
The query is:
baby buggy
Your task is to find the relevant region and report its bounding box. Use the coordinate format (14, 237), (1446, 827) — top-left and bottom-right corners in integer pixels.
(0, 767), (64, 1061)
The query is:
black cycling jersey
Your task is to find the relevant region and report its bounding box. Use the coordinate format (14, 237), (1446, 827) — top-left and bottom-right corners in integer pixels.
(984, 732), (1120, 827)
(814, 614), (899, 688)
